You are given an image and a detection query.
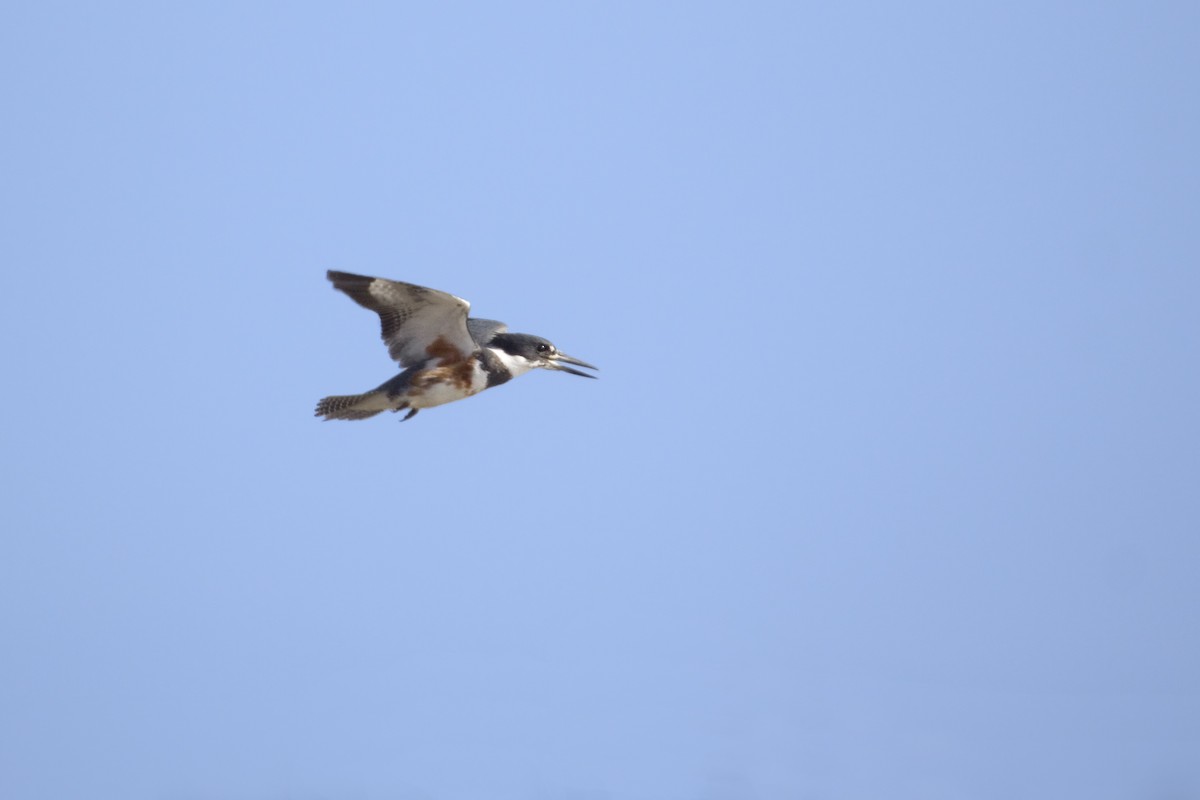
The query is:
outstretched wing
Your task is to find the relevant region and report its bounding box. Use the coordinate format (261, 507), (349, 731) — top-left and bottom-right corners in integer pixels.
(327, 271), (477, 367)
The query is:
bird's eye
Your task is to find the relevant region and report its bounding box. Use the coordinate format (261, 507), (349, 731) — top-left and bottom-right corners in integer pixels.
(536, 343), (551, 353)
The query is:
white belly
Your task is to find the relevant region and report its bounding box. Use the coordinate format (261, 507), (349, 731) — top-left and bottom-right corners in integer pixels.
(406, 361), (490, 408)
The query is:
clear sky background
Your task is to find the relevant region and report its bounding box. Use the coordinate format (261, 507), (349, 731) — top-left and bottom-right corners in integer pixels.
(2, 3), (1198, 799)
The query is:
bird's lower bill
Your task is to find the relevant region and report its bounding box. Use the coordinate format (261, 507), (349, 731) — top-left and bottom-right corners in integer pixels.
(548, 352), (598, 379)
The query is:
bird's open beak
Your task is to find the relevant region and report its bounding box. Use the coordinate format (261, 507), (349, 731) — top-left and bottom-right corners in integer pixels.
(547, 352), (599, 379)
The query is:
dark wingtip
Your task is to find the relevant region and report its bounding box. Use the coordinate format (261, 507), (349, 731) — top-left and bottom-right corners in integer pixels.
(327, 269), (367, 285)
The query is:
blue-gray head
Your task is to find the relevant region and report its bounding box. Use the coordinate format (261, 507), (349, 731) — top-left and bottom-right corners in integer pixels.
(488, 333), (598, 379)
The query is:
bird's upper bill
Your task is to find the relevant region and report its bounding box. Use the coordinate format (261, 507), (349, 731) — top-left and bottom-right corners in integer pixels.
(544, 352), (598, 378)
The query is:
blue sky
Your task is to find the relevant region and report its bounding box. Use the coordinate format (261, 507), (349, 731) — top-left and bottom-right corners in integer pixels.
(2, 3), (1198, 799)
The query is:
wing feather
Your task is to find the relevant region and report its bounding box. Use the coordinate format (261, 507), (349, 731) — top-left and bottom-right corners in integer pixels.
(327, 271), (477, 367)
(467, 318), (508, 346)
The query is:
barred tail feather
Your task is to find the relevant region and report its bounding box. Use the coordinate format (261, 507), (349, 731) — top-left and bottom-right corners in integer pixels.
(315, 391), (397, 421)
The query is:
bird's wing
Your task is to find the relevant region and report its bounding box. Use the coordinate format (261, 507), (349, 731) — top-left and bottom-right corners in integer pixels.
(467, 318), (508, 346)
(327, 271), (477, 367)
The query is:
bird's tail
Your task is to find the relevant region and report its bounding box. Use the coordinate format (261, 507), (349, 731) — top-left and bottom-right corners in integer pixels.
(315, 391), (397, 421)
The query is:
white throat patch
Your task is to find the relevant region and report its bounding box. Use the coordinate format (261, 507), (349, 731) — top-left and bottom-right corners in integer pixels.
(488, 347), (538, 378)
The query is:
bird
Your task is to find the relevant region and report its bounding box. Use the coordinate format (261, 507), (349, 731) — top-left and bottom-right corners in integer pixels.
(315, 271), (597, 421)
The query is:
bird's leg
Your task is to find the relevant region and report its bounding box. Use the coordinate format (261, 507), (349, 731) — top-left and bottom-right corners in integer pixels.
(400, 408), (419, 422)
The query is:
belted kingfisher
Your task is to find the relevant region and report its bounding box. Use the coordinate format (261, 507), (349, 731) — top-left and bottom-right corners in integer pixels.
(315, 271), (597, 421)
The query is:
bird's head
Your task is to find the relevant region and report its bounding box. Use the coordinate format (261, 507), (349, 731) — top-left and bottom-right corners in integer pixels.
(490, 333), (598, 378)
